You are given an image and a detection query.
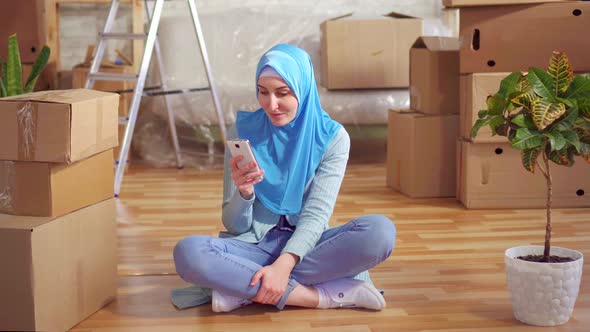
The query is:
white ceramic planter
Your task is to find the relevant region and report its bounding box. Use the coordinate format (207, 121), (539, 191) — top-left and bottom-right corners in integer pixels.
(505, 245), (584, 326)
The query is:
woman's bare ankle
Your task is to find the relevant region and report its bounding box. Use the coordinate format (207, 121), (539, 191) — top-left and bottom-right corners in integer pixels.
(285, 284), (319, 308)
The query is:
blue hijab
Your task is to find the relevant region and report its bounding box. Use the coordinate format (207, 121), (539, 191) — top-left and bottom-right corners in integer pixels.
(235, 44), (342, 215)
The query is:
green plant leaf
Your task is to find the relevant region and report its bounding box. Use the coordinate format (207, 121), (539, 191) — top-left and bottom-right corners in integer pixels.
(0, 77), (6, 97)
(497, 72), (522, 98)
(562, 130), (581, 153)
(471, 118), (491, 138)
(553, 105), (578, 131)
(511, 128), (545, 150)
(511, 89), (537, 110)
(511, 113), (535, 129)
(578, 98), (590, 121)
(486, 95), (505, 115)
(532, 99), (567, 130)
(6, 34), (23, 96)
(546, 147), (574, 166)
(548, 51), (573, 96)
(477, 109), (488, 119)
(545, 132), (566, 151)
(489, 116), (506, 135)
(528, 67), (556, 101)
(522, 147), (542, 173)
(24, 45), (50, 93)
(565, 75), (590, 99)
(574, 118), (590, 132)
(0, 57), (6, 97)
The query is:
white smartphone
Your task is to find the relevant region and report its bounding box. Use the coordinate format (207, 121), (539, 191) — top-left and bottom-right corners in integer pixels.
(227, 139), (262, 176)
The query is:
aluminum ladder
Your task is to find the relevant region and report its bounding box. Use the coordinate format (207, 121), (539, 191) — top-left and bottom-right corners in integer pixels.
(85, 0), (227, 196)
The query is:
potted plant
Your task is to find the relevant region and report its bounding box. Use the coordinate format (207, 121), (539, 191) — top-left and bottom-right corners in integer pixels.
(0, 33), (50, 97)
(471, 51), (589, 326)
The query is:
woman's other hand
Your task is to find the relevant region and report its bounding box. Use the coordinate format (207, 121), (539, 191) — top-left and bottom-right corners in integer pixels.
(230, 156), (264, 199)
(249, 253), (299, 305)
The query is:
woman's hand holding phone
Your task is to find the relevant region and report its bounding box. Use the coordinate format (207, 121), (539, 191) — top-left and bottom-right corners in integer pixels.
(229, 156), (264, 199)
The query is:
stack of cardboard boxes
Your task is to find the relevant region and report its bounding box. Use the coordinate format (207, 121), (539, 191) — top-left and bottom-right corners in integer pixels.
(0, 89), (120, 331)
(449, 0), (590, 208)
(386, 37), (460, 198)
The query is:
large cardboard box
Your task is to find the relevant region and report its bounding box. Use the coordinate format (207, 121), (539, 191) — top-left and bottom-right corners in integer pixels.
(0, 150), (114, 217)
(460, 72), (510, 143)
(457, 140), (590, 209)
(410, 37), (460, 115)
(387, 111), (459, 198)
(320, 13), (423, 89)
(0, 89), (119, 163)
(0, 0), (45, 63)
(444, 0), (571, 7)
(72, 64), (134, 117)
(459, 2), (590, 73)
(0, 199), (117, 332)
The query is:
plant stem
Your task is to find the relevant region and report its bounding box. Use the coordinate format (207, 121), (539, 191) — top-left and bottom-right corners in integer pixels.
(543, 153), (552, 262)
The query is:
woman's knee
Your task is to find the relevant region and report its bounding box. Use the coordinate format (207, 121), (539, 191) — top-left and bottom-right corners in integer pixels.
(173, 235), (213, 283)
(355, 214), (396, 261)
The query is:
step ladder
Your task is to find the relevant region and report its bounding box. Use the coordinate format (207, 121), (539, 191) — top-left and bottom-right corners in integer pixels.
(85, 0), (227, 196)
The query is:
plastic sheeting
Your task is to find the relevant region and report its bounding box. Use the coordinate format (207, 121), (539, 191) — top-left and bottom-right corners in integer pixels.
(130, 0), (458, 167)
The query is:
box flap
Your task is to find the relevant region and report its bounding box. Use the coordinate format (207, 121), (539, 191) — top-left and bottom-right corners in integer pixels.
(0, 89), (118, 105)
(412, 36), (460, 51)
(385, 11), (419, 19)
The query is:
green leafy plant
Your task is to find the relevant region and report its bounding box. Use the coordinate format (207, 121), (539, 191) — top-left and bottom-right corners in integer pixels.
(0, 33), (50, 97)
(471, 52), (590, 263)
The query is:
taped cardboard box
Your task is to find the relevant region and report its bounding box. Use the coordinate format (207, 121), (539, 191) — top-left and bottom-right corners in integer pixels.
(459, 2), (590, 74)
(0, 199), (117, 332)
(0, 150), (114, 217)
(0, 89), (119, 163)
(444, 0), (572, 8)
(72, 64), (134, 117)
(410, 36), (460, 115)
(320, 13), (423, 89)
(457, 140), (590, 209)
(386, 110), (459, 198)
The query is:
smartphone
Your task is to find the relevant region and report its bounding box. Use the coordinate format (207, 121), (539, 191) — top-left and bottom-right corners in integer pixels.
(227, 139), (262, 177)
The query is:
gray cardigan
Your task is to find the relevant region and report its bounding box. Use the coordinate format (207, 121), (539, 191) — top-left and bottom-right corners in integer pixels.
(220, 125), (349, 261)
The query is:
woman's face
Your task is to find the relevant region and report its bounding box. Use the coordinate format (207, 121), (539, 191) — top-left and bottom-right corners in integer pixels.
(257, 76), (299, 127)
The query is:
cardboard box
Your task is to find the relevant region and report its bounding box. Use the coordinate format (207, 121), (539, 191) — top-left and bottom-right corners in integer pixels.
(387, 110), (459, 197)
(0, 89), (119, 163)
(72, 64), (134, 117)
(0, 199), (117, 332)
(457, 140), (590, 209)
(320, 13), (423, 89)
(460, 72), (510, 143)
(0, 150), (114, 217)
(444, 0), (571, 7)
(459, 2), (590, 73)
(410, 37), (460, 115)
(0, 0), (45, 63)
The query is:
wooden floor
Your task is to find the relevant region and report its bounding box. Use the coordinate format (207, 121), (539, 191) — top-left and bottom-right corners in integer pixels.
(71, 162), (590, 332)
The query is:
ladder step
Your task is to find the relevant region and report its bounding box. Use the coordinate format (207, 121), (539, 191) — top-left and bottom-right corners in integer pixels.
(88, 72), (138, 81)
(99, 32), (147, 40)
(143, 87), (210, 97)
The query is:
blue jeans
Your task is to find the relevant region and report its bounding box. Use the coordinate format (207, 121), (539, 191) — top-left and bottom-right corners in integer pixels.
(173, 214), (396, 309)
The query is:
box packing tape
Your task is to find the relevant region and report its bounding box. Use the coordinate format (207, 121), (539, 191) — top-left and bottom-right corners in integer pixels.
(16, 102), (37, 161)
(0, 161), (15, 213)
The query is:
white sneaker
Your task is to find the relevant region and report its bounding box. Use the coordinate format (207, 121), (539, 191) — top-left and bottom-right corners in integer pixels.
(211, 290), (252, 312)
(315, 278), (386, 310)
